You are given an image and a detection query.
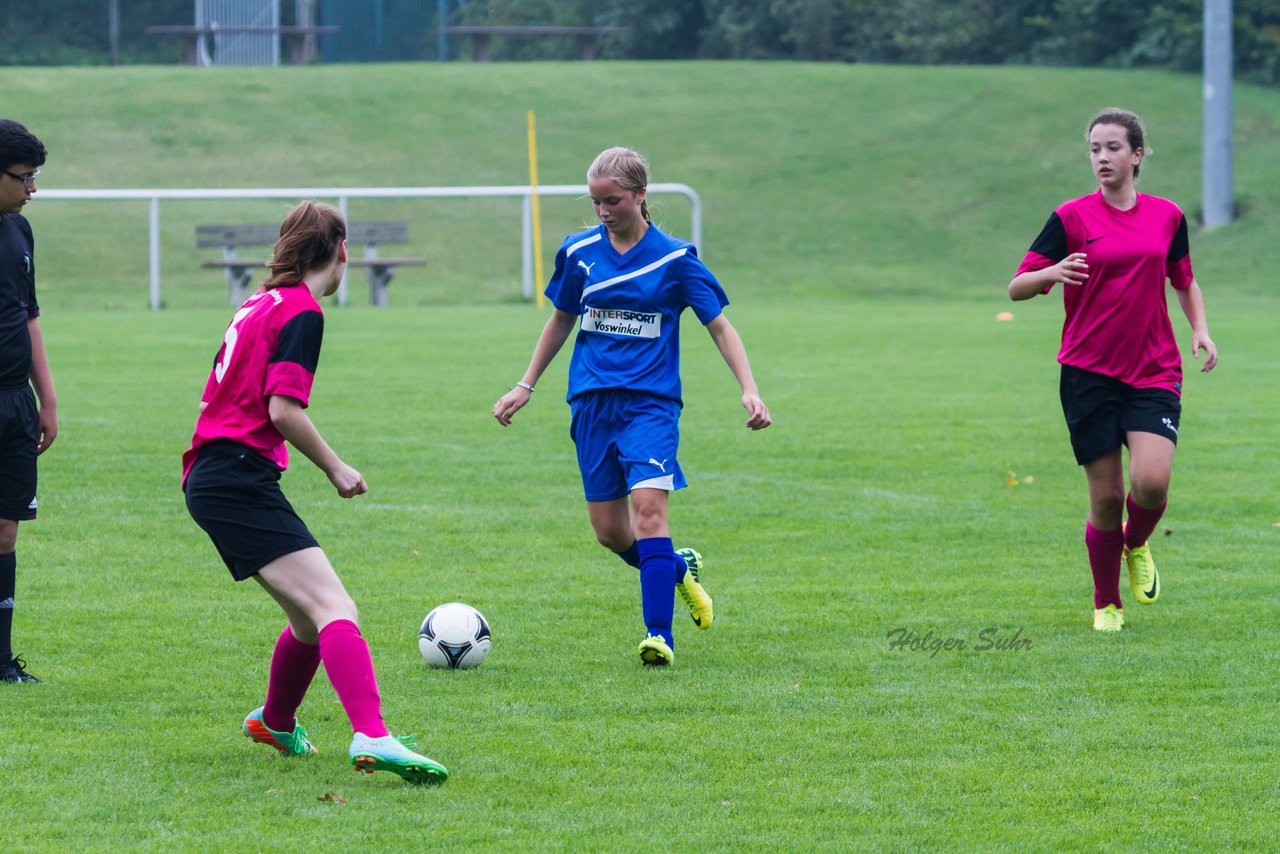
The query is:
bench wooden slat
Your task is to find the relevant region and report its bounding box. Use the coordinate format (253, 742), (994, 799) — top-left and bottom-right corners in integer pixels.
(438, 25), (629, 36)
(197, 220), (423, 307)
(348, 222), (408, 243)
(145, 25), (339, 35)
(197, 221), (409, 248)
(202, 258), (426, 269)
(437, 25), (629, 61)
(196, 223), (280, 247)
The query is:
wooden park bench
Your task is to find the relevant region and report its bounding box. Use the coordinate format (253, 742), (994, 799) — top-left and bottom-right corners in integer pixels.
(438, 25), (629, 61)
(197, 221), (425, 306)
(146, 25), (340, 66)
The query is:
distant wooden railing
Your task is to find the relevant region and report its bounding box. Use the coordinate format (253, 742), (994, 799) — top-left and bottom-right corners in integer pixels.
(145, 25), (340, 65)
(438, 25), (629, 61)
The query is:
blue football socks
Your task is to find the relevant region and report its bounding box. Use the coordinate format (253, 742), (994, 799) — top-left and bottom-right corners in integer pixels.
(615, 541), (641, 569)
(637, 537), (678, 648)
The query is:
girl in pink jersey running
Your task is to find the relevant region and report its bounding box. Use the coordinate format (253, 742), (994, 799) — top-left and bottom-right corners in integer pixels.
(1008, 108), (1218, 632)
(183, 201), (447, 782)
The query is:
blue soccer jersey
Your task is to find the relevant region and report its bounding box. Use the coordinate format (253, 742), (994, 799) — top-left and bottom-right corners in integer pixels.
(545, 223), (728, 405)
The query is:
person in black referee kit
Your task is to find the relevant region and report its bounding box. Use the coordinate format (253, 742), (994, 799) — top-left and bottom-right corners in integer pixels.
(0, 119), (57, 684)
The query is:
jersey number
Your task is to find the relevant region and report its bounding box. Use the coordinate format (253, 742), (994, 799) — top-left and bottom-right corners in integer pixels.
(214, 301), (260, 384)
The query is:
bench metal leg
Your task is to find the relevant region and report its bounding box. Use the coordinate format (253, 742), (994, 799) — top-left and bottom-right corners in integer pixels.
(367, 265), (393, 307)
(227, 267), (254, 306)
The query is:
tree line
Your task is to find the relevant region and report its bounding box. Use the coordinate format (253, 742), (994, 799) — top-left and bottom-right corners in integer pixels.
(477, 0), (1278, 83)
(3, 0), (1276, 84)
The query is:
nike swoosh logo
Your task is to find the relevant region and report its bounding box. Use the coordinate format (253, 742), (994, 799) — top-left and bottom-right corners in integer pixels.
(1085, 236), (1105, 244)
(1144, 577), (1158, 599)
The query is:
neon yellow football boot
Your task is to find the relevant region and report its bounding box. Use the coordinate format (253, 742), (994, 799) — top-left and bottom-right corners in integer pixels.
(637, 634), (674, 667)
(674, 547), (713, 630)
(1125, 544), (1160, 604)
(1092, 605), (1125, 632)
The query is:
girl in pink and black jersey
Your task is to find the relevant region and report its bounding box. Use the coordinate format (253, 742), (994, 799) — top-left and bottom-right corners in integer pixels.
(1008, 108), (1218, 633)
(183, 201), (446, 782)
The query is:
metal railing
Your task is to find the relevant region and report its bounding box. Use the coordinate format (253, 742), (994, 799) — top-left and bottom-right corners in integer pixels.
(37, 184), (703, 309)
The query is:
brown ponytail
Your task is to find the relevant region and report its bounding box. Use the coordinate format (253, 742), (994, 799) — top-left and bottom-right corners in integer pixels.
(262, 200), (346, 289)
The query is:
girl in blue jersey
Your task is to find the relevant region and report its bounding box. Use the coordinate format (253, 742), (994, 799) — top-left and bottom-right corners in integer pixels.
(492, 147), (771, 667)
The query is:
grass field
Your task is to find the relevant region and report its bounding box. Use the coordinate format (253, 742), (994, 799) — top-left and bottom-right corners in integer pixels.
(1, 62), (1278, 850)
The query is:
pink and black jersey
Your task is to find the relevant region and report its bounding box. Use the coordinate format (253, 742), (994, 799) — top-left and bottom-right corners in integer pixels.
(1016, 190), (1194, 393)
(182, 284), (324, 484)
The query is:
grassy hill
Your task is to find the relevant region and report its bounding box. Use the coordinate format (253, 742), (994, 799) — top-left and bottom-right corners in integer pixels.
(6, 61), (1279, 309)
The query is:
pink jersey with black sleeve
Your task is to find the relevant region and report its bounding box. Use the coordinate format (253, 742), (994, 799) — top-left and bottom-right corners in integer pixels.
(182, 284), (324, 484)
(1015, 190), (1194, 394)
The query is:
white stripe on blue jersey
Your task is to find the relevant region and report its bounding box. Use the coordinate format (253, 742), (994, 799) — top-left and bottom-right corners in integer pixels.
(566, 232), (604, 257)
(582, 248), (688, 300)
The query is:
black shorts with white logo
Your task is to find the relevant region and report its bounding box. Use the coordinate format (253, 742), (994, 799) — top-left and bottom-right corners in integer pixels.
(184, 440), (320, 581)
(1059, 364), (1181, 465)
(0, 385), (38, 522)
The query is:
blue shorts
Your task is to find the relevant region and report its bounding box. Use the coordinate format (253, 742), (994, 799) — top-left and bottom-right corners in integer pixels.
(569, 390), (687, 503)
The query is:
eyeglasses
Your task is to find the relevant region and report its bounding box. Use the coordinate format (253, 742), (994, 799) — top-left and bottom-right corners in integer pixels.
(2, 169), (39, 187)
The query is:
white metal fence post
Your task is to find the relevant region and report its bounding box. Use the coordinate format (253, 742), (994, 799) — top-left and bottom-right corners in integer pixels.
(337, 195), (349, 306)
(149, 196), (161, 310)
(689, 189), (703, 259)
(522, 192), (533, 300)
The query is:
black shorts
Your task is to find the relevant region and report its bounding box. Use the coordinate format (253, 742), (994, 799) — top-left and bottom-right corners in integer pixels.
(184, 440), (320, 581)
(1059, 364), (1181, 465)
(0, 385), (38, 522)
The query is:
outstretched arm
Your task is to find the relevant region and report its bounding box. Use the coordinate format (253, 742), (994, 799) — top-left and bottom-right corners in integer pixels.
(269, 395), (367, 498)
(1175, 280), (1217, 372)
(705, 314), (771, 430)
(492, 308), (579, 426)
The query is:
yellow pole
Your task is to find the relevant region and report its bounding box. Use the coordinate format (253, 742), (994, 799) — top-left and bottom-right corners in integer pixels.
(527, 110), (546, 308)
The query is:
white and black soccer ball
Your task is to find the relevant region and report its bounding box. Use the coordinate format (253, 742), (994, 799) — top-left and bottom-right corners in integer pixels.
(419, 602), (491, 669)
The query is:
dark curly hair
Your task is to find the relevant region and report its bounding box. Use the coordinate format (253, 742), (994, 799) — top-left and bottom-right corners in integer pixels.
(0, 119), (47, 172)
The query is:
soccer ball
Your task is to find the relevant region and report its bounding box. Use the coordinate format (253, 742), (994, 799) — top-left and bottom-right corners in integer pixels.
(419, 603), (491, 669)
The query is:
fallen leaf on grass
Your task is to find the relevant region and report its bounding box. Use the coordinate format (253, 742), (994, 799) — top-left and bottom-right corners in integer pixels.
(1005, 469), (1035, 486)
(317, 792), (347, 805)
